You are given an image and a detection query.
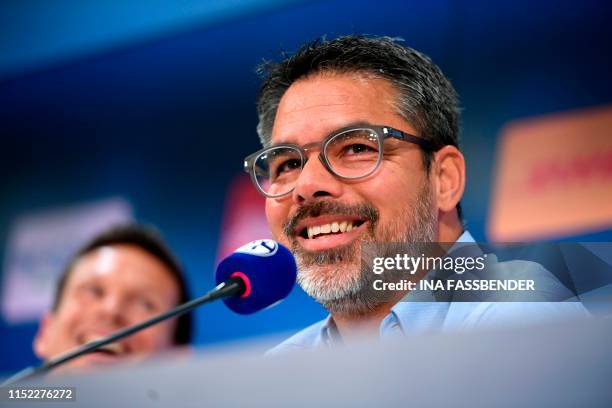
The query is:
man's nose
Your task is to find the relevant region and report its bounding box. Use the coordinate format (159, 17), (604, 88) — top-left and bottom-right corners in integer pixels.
(97, 294), (128, 326)
(292, 153), (343, 204)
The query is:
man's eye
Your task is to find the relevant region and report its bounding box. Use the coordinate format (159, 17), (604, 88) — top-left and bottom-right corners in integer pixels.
(343, 144), (377, 155)
(84, 284), (103, 298)
(275, 159), (301, 175)
(135, 298), (157, 313)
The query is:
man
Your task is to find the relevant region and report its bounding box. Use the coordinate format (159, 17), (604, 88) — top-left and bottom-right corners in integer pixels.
(33, 224), (192, 372)
(243, 35), (588, 353)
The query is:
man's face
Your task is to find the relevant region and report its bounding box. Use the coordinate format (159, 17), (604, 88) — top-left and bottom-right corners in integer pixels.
(265, 73), (438, 313)
(34, 244), (180, 371)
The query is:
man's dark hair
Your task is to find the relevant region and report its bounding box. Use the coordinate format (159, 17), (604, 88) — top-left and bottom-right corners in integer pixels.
(52, 223), (192, 345)
(256, 35), (462, 217)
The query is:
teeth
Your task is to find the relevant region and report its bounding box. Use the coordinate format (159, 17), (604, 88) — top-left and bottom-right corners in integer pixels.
(99, 342), (125, 355)
(84, 336), (126, 355)
(306, 221), (356, 239)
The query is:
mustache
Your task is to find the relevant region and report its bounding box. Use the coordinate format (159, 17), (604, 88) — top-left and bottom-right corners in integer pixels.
(283, 200), (379, 237)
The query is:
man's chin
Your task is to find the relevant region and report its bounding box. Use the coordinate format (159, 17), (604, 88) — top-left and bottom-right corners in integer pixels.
(296, 263), (376, 313)
(296, 252), (403, 315)
(315, 287), (384, 316)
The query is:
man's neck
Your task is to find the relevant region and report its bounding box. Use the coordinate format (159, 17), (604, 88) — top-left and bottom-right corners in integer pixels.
(438, 210), (464, 242)
(331, 303), (395, 343)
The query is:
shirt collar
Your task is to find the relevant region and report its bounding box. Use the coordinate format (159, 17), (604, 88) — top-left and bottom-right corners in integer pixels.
(456, 229), (476, 244)
(319, 315), (342, 347)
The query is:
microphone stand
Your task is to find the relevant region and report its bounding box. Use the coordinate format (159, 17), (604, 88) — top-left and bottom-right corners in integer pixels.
(1, 277), (245, 386)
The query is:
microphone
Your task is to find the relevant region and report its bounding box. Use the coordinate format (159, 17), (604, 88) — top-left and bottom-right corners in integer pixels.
(215, 239), (297, 314)
(2, 239), (296, 386)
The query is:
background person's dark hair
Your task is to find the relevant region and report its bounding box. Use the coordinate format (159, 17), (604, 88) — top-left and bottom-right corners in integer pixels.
(52, 223), (192, 345)
(256, 35), (462, 218)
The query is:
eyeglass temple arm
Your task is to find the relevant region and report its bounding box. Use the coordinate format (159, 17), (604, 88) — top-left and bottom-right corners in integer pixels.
(382, 127), (437, 151)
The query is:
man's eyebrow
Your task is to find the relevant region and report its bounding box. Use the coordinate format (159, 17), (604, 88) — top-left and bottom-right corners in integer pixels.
(272, 120), (377, 146)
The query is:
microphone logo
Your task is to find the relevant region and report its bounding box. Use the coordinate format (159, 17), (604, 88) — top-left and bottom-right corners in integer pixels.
(235, 239), (278, 257)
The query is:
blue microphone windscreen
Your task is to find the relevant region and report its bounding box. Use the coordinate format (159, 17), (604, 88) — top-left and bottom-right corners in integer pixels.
(215, 240), (297, 314)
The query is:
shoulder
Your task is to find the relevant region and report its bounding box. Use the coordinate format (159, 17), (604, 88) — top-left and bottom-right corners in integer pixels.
(447, 255), (591, 328)
(265, 319), (329, 356)
(481, 255), (578, 301)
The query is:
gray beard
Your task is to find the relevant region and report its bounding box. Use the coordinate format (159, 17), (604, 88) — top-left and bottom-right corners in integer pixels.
(286, 183), (437, 316)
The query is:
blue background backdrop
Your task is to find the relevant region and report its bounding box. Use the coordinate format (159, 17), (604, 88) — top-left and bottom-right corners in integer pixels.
(1, 0), (611, 374)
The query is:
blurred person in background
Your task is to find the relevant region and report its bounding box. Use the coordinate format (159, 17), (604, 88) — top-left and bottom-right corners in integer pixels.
(245, 35), (589, 353)
(33, 223), (192, 372)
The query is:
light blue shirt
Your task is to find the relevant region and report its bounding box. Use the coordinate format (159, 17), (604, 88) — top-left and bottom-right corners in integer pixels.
(268, 231), (590, 354)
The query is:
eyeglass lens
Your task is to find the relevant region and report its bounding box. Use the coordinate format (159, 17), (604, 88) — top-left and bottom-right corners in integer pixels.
(253, 128), (382, 197)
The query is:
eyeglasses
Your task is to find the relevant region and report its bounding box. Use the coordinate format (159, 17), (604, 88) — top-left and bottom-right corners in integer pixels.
(244, 125), (438, 198)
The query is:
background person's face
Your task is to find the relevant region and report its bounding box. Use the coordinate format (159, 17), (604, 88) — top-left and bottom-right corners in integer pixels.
(265, 73), (438, 312)
(34, 244), (180, 371)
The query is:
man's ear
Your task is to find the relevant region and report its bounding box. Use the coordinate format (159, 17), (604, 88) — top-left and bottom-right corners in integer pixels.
(33, 313), (54, 359)
(432, 145), (466, 213)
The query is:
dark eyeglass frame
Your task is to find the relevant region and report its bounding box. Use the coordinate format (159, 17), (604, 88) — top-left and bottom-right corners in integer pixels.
(244, 125), (439, 198)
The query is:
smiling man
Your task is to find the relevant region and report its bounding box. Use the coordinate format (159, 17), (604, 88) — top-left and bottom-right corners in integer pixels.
(244, 35), (589, 353)
(33, 224), (191, 372)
